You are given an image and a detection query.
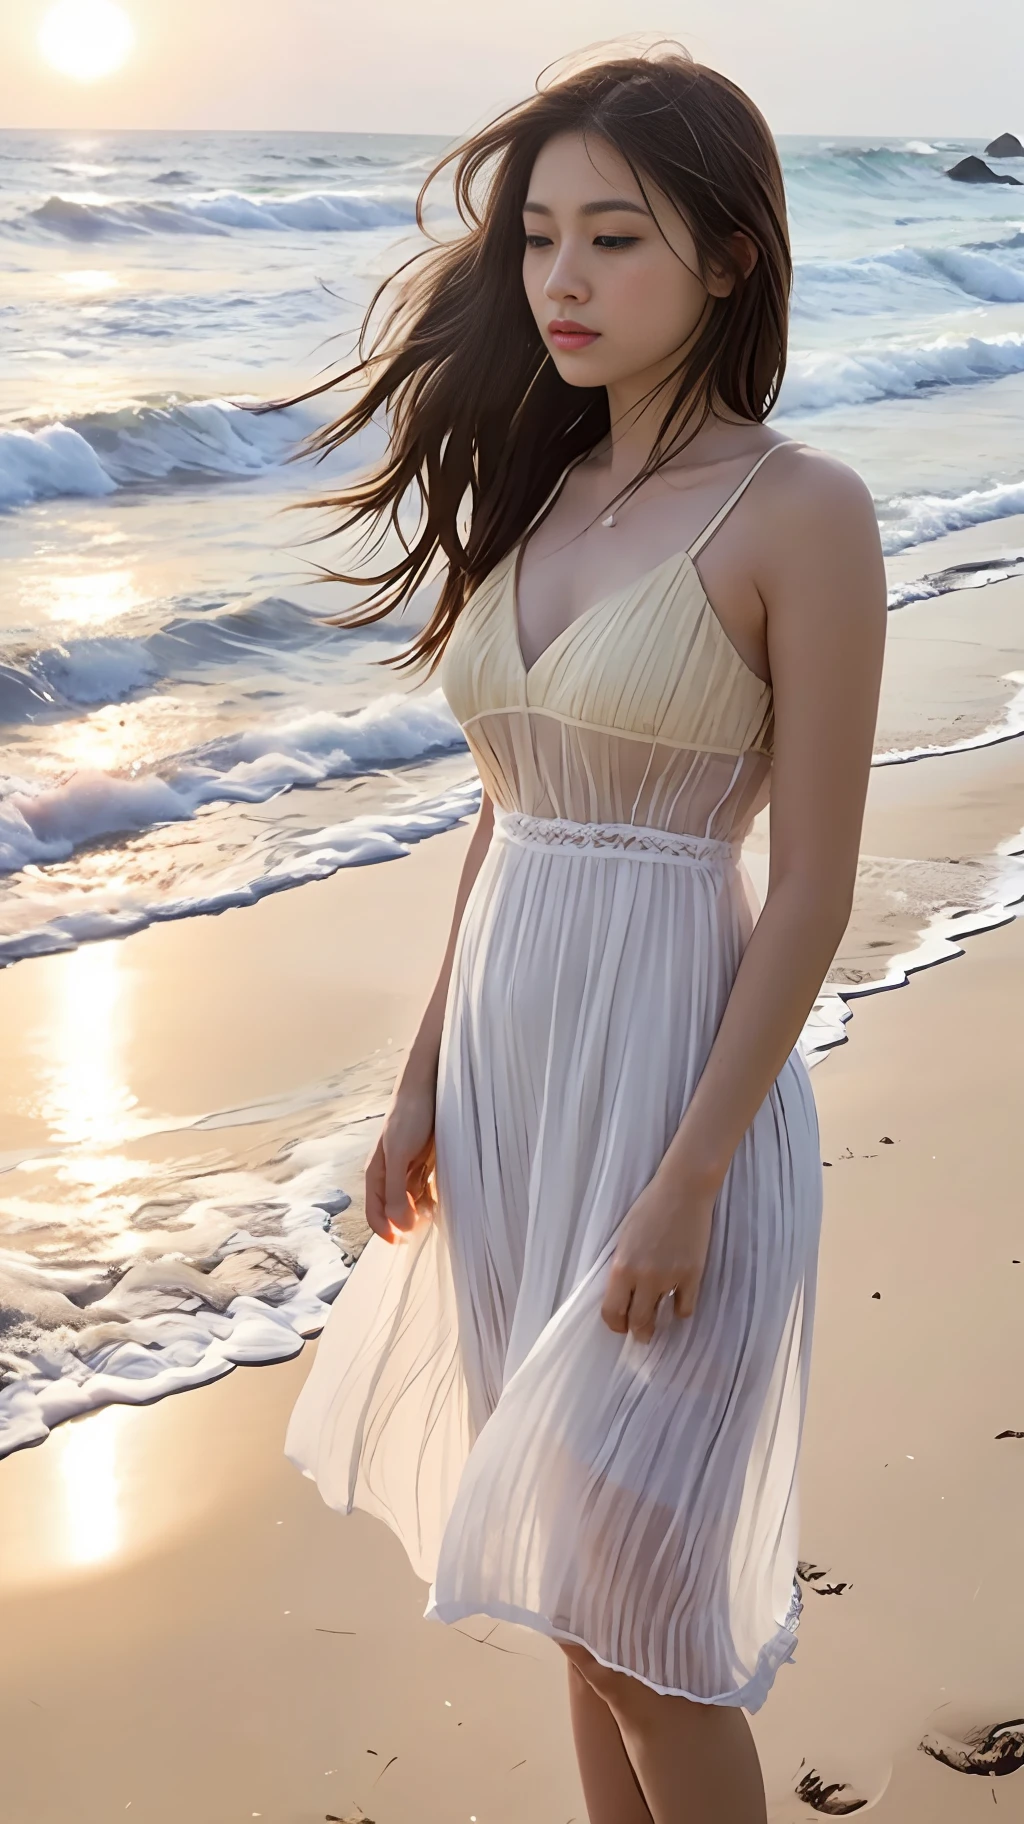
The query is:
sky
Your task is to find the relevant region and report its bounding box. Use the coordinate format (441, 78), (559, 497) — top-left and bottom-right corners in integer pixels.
(2, 0), (1023, 138)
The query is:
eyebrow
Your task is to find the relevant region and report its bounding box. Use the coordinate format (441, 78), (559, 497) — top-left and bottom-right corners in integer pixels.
(523, 198), (651, 218)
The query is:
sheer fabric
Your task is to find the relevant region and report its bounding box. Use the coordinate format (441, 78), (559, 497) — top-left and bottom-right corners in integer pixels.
(438, 541), (774, 845)
(285, 450), (823, 1712)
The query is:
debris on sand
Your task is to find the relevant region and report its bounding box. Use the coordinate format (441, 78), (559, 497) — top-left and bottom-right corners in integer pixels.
(919, 1718), (1024, 1777)
(795, 1766), (868, 1813)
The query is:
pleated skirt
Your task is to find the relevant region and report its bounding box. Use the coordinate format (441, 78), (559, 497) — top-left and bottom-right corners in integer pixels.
(284, 807), (823, 1713)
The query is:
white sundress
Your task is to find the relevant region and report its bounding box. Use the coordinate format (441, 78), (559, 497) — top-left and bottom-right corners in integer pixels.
(284, 446), (824, 1713)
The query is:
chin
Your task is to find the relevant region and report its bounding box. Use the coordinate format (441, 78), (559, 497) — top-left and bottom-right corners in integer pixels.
(549, 351), (618, 389)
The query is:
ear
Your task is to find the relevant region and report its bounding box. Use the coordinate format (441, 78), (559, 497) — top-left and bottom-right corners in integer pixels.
(732, 231), (760, 281)
(705, 232), (760, 298)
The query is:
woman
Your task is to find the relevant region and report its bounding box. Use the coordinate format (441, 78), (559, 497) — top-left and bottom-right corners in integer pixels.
(283, 46), (887, 1824)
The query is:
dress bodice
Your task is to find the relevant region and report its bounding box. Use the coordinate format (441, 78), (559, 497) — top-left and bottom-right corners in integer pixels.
(437, 450), (780, 846)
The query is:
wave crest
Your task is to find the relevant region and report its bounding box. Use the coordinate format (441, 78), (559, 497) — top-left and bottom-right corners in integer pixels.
(0, 594), (345, 723)
(0, 689), (467, 874)
(0, 395), (355, 508)
(882, 475), (1024, 553)
(794, 241), (1024, 317)
(779, 331), (1024, 415)
(6, 187), (419, 242)
(0, 775), (481, 968)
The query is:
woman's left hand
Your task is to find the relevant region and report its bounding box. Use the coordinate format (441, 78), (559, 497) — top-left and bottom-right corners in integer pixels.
(600, 1170), (718, 1344)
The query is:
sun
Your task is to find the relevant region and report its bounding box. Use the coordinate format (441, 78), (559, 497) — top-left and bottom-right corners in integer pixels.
(39, 0), (135, 82)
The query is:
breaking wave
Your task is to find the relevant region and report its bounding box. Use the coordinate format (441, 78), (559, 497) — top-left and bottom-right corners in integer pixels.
(881, 474), (1024, 553)
(0, 776), (481, 966)
(0, 593), (358, 723)
(0, 394), (368, 508)
(779, 330), (1024, 415)
(0, 689), (468, 875)
(4, 187), (420, 242)
(794, 241), (1024, 318)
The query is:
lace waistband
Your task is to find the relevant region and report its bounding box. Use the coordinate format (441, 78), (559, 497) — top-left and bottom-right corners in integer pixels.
(492, 809), (742, 868)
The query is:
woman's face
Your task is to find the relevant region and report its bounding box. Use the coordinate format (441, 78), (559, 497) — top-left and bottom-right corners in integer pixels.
(521, 130), (738, 393)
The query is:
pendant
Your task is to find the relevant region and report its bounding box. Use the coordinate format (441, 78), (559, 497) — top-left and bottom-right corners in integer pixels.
(601, 511), (617, 528)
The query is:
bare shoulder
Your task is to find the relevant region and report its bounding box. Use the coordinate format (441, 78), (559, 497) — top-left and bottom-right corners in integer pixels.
(750, 440), (887, 633)
(752, 443), (887, 663)
(761, 439), (880, 548)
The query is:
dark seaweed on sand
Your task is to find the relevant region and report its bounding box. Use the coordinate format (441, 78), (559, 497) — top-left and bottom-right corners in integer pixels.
(795, 1767), (867, 1813)
(797, 1560), (850, 1595)
(919, 1719), (1024, 1778)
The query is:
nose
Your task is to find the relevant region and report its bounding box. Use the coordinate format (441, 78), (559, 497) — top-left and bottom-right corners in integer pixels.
(543, 237), (591, 307)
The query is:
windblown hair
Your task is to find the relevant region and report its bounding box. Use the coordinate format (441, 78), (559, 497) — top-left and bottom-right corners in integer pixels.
(268, 45), (792, 676)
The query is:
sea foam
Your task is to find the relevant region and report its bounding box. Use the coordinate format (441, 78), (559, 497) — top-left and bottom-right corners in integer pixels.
(0, 420), (118, 508)
(0, 396), (326, 509)
(0, 689), (468, 874)
(0, 776), (482, 964)
(0, 395), (382, 509)
(0, 1126), (373, 1460)
(881, 476), (1024, 554)
(779, 331), (1024, 416)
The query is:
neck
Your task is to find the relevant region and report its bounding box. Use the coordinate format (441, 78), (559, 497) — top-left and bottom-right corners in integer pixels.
(601, 361), (708, 486)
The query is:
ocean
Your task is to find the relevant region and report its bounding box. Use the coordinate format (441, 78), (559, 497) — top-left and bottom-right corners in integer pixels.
(2, 127), (1024, 1455)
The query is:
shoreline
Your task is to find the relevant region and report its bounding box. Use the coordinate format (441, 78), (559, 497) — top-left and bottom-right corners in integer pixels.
(4, 119), (1024, 1821)
(2, 525), (1024, 978)
(3, 544), (1024, 1454)
(1, 862), (1022, 1821)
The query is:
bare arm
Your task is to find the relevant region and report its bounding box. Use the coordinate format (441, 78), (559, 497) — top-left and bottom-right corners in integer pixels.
(603, 449), (888, 1337)
(366, 784), (495, 1241)
(660, 450), (887, 1185)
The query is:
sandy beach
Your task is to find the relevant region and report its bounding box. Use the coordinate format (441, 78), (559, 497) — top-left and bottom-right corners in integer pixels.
(3, 545), (1024, 1819)
(8, 29), (1024, 1820)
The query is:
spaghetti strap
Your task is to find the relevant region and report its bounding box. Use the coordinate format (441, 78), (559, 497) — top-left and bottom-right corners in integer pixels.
(687, 443), (789, 561)
(287, 404), (820, 1718)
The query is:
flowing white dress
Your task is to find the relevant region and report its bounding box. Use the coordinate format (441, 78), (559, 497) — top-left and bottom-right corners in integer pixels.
(284, 449), (823, 1713)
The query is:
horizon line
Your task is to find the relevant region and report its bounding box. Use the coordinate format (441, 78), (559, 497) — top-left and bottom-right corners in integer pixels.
(0, 123), (1006, 139)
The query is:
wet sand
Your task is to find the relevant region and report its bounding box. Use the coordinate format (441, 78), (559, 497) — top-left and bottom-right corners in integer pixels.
(2, 557), (1024, 1819)
(2, 881), (1022, 1821)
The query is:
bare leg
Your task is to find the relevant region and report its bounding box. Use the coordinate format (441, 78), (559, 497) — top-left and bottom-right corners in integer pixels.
(563, 1653), (654, 1824)
(562, 1643), (767, 1824)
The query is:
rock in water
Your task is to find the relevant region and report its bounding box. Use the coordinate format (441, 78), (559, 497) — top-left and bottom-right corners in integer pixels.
(986, 132), (1024, 158)
(948, 155), (1022, 186)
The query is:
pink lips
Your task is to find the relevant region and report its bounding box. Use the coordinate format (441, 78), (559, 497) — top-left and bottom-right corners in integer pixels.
(548, 318), (600, 351)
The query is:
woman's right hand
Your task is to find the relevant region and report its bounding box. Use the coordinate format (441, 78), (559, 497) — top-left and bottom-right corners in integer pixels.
(364, 1078), (438, 1244)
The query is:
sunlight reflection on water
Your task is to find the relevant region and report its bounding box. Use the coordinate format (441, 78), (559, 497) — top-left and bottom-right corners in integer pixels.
(57, 1404), (124, 1568)
(29, 566), (144, 628)
(42, 940), (138, 1149)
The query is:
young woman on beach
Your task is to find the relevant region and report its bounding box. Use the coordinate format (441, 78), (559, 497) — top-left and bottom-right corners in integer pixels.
(284, 45), (887, 1823)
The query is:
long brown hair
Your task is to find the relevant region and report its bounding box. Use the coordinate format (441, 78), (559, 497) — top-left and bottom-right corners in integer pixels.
(266, 45), (792, 677)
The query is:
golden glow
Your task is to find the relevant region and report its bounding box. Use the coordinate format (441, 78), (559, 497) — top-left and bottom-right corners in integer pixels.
(57, 1406), (124, 1567)
(53, 722), (121, 773)
(34, 567), (143, 627)
(62, 269), (121, 294)
(44, 941), (137, 1150)
(38, 0), (135, 83)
